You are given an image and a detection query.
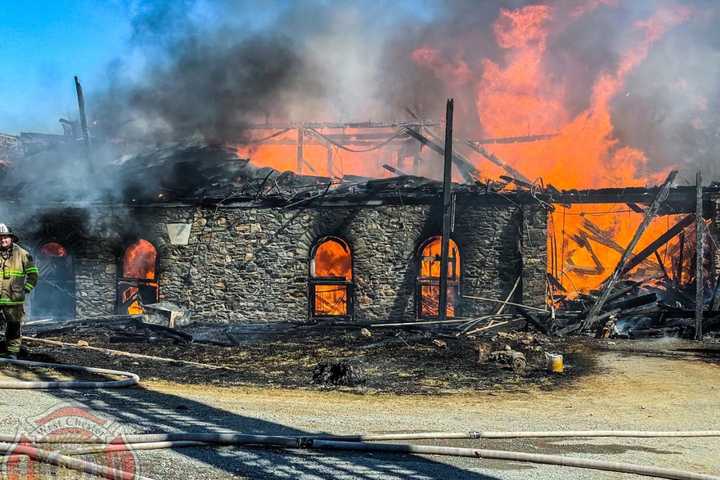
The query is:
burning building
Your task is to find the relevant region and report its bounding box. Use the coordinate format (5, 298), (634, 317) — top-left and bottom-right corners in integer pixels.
(2, 1), (720, 337)
(0, 130), (549, 323)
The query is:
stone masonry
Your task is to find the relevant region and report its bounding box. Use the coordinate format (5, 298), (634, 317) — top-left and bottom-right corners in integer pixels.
(11, 197), (548, 323)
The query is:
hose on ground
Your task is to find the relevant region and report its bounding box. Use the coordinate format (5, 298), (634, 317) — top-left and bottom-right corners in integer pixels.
(0, 358), (139, 388)
(5, 430), (720, 444)
(4, 431), (717, 480)
(0, 441), (154, 480)
(310, 439), (720, 480)
(0, 356), (717, 479)
(319, 430), (720, 441)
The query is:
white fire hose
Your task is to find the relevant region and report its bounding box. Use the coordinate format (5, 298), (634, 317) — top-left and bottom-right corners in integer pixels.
(0, 358), (718, 480)
(0, 357), (139, 388)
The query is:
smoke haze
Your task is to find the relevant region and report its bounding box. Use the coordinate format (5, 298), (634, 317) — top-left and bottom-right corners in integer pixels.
(65, 0), (720, 183)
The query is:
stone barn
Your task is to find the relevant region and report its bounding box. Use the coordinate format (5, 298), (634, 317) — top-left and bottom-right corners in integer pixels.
(0, 143), (548, 324)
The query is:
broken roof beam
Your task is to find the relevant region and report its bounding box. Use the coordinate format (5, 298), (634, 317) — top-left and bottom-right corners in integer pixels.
(382, 164), (410, 176)
(583, 170), (678, 332)
(550, 185), (719, 213)
(244, 120), (438, 129)
(404, 127), (479, 184)
(462, 139), (531, 184)
(603, 213), (695, 283)
(251, 138), (413, 146)
(468, 133), (558, 145)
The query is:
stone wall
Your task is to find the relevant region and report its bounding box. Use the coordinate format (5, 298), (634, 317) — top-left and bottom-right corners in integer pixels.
(10, 199), (548, 323)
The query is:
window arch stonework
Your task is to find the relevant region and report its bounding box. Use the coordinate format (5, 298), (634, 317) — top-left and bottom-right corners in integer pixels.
(417, 236), (461, 318)
(309, 237), (353, 318)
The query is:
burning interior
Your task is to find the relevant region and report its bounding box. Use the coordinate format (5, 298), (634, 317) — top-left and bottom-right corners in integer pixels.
(0, 1), (718, 340)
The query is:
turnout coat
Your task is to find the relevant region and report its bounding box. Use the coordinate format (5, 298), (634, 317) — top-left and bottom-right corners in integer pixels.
(0, 244), (38, 306)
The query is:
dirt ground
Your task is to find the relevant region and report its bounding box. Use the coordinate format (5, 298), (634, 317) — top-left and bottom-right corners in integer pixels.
(0, 334), (718, 478)
(20, 324), (596, 393)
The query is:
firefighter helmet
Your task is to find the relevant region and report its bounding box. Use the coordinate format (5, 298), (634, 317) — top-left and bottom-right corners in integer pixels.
(0, 224), (18, 241)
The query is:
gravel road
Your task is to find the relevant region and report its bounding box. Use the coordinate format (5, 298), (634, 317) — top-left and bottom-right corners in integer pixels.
(0, 340), (717, 479)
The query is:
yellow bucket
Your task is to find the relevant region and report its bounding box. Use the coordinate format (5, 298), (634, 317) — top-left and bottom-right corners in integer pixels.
(547, 354), (564, 373)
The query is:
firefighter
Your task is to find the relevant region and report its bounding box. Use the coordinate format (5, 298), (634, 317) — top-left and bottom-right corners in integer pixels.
(0, 224), (38, 359)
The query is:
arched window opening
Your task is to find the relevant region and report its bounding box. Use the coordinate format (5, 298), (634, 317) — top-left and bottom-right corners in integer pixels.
(417, 236), (461, 318)
(118, 239), (159, 315)
(40, 242), (68, 257)
(30, 242), (75, 319)
(310, 237), (352, 317)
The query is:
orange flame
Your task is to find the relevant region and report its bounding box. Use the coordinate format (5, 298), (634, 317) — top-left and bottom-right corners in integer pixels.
(40, 242), (68, 257)
(312, 239), (352, 316)
(240, 2), (693, 296)
(123, 239), (157, 280)
(474, 3), (691, 294)
(419, 237), (460, 317)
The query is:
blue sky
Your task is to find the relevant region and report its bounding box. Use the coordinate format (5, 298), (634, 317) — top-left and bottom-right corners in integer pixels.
(0, 1), (134, 133)
(0, 0), (434, 135)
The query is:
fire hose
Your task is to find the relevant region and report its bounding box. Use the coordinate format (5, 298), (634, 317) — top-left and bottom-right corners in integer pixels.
(0, 357), (139, 388)
(0, 358), (718, 480)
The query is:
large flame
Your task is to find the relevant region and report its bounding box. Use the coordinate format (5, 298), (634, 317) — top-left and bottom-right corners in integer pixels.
(419, 2), (692, 295)
(239, 2), (694, 296)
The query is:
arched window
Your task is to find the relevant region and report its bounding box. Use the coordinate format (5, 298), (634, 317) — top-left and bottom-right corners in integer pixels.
(309, 237), (353, 318)
(117, 239), (159, 315)
(31, 242), (75, 319)
(417, 236), (461, 318)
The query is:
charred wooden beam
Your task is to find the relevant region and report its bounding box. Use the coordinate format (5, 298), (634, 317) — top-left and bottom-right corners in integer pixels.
(654, 250), (670, 281)
(462, 139), (531, 183)
(244, 120), (439, 129)
(74, 76), (90, 149)
(253, 137), (413, 146)
(626, 203), (645, 213)
(605, 214), (695, 282)
(581, 218), (656, 271)
(584, 170), (678, 331)
(438, 99), (454, 322)
(696, 171), (704, 340)
(604, 293), (658, 312)
(74, 76), (93, 175)
(467, 133), (558, 145)
(404, 127), (479, 184)
(677, 231), (686, 287)
(382, 164), (410, 176)
(569, 232), (605, 275)
(549, 185), (719, 214)
(515, 306), (550, 335)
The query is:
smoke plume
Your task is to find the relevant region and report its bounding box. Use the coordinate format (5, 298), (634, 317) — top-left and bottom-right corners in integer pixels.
(83, 0), (720, 184)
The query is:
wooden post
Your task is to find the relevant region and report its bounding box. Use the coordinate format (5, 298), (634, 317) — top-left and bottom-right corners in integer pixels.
(296, 127), (304, 174)
(695, 171), (704, 340)
(74, 76), (90, 148)
(654, 251), (670, 281)
(438, 99), (454, 321)
(584, 170), (678, 331)
(74, 76), (93, 175)
(677, 231), (685, 287)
